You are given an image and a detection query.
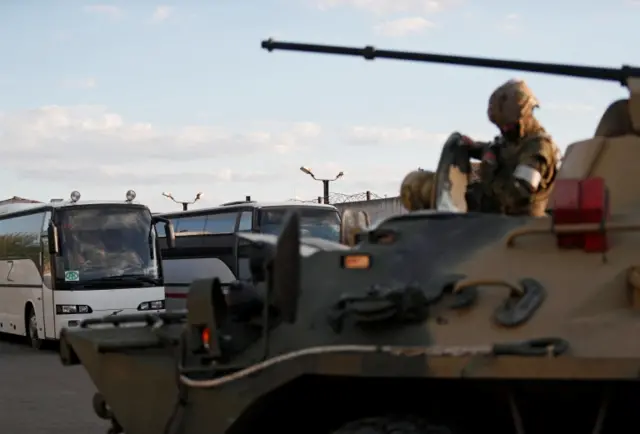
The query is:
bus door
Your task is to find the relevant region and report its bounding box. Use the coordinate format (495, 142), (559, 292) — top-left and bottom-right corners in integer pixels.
(40, 212), (56, 338)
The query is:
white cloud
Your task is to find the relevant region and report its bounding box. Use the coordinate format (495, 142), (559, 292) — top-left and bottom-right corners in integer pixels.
(315, 0), (462, 15)
(83, 5), (122, 18)
(62, 78), (97, 89)
(347, 125), (447, 145)
(315, 0), (455, 15)
(151, 6), (173, 22)
(317, 0), (453, 15)
(374, 17), (434, 37)
(0, 105), (322, 185)
(0, 106), (454, 206)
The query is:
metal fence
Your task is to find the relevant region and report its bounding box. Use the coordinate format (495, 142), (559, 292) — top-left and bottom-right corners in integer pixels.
(289, 191), (383, 204)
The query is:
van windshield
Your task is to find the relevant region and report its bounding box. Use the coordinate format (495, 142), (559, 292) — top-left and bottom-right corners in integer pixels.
(259, 207), (340, 242)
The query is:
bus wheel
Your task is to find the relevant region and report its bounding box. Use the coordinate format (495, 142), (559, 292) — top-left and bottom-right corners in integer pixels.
(26, 306), (43, 350)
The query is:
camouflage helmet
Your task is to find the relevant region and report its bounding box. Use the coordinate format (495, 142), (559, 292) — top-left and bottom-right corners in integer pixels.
(400, 169), (435, 211)
(487, 79), (540, 127)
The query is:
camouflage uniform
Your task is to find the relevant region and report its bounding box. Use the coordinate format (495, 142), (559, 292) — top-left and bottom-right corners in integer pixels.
(400, 80), (559, 215)
(473, 79), (559, 216)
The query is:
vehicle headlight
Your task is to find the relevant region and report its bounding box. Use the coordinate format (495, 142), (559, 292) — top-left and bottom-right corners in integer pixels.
(138, 300), (165, 311)
(56, 304), (93, 314)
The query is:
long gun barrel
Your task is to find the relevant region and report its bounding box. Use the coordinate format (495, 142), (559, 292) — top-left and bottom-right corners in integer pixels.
(261, 39), (640, 85)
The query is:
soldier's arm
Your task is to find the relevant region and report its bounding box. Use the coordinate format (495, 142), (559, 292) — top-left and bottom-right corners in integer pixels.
(461, 135), (491, 160)
(488, 137), (555, 210)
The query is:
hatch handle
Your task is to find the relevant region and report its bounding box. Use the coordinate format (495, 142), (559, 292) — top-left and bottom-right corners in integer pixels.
(453, 278), (546, 326)
(453, 278), (524, 296)
(505, 221), (640, 247)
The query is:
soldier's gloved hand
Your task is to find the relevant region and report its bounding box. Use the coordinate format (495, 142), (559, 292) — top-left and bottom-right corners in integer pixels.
(461, 135), (490, 160)
(460, 135), (484, 148)
(479, 142), (501, 180)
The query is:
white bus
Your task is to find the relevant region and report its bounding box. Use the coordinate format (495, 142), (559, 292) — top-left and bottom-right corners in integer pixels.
(0, 190), (175, 349)
(156, 200), (340, 310)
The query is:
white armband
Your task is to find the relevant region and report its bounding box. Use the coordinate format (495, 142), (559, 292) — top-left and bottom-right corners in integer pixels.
(513, 164), (542, 189)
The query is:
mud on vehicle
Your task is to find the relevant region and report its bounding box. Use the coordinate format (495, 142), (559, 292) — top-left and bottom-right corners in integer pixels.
(59, 41), (640, 434)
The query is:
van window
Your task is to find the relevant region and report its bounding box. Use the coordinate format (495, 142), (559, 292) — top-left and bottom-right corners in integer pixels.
(176, 215), (207, 233)
(260, 207), (340, 242)
(203, 212), (238, 234)
(238, 211), (252, 232)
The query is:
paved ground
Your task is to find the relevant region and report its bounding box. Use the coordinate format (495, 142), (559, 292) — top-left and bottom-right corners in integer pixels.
(0, 335), (110, 434)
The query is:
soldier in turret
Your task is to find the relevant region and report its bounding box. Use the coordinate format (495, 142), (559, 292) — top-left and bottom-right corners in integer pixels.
(464, 79), (560, 216)
(401, 79), (560, 217)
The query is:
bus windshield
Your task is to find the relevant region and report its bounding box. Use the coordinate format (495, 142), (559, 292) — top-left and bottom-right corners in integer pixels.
(259, 207), (340, 242)
(57, 206), (158, 287)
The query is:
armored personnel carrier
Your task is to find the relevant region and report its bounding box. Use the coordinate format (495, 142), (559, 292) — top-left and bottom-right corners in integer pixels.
(59, 40), (640, 434)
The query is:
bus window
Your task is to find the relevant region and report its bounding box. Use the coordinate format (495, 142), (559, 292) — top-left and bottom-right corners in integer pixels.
(175, 215), (206, 233)
(203, 212), (237, 234)
(238, 211), (252, 232)
(260, 207), (340, 242)
(3, 213), (44, 263)
(0, 218), (7, 258)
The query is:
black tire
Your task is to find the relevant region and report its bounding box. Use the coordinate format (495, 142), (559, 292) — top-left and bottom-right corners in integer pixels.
(331, 416), (453, 434)
(92, 392), (111, 420)
(25, 306), (43, 350)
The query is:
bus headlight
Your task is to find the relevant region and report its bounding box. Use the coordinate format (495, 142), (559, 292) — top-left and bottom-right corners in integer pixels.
(56, 304), (93, 314)
(138, 300), (165, 311)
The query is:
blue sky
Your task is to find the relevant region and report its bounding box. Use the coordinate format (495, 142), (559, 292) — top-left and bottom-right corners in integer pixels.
(0, 0), (637, 211)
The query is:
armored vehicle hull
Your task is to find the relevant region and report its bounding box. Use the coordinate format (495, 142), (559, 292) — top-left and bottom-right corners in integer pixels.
(61, 208), (640, 434)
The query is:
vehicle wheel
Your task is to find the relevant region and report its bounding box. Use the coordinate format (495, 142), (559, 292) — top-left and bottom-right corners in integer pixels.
(92, 392), (112, 420)
(331, 416), (453, 434)
(26, 306), (43, 350)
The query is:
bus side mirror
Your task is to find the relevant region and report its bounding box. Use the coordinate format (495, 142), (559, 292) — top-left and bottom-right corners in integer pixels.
(152, 216), (176, 249)
(47, 224), (59, 255)
(165, 222), (175, 249)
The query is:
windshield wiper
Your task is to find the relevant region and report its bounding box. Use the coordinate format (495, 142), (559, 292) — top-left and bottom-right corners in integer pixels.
(102, 274), (159, 283)
(83, 274), (160, 285)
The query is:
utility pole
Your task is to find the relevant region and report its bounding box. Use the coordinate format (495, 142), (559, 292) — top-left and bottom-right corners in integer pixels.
(162, 192), (203, 211)
(299, 166), (343, 204)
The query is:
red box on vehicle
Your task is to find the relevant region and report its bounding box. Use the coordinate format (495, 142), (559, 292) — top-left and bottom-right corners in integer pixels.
(551, 179), (582, 249)
(551, 177), (609, 252)
(580, 177), (608, 252)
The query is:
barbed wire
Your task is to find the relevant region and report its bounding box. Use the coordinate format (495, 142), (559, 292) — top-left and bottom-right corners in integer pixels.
(289, 191), (384, 204)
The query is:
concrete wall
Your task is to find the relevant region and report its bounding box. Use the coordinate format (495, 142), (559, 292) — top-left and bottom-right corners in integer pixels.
(334, 196), (407, 224)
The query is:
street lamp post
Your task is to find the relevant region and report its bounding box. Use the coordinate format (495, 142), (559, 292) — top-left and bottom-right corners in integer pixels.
(162, 192), (203, 211)
(299, 166), (343, 204)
